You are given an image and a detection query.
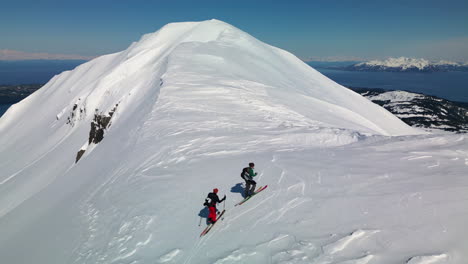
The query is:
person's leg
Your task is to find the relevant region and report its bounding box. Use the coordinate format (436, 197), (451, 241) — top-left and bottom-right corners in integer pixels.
(244, 180), (251, 197)
(249, 180), (257, 195)
(208, 206), (216, 223)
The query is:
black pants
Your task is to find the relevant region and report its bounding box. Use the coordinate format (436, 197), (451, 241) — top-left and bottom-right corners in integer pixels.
(244, 180), (256, 197)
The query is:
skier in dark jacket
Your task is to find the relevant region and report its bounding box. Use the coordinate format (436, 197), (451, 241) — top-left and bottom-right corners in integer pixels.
(204, 188), (226, 224)
(241, 162), (258, 197)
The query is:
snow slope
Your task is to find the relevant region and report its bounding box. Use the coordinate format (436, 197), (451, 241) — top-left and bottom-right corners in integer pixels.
(1, 20), (467, 264)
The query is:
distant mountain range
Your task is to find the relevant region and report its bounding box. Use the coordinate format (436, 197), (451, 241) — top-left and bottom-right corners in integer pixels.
(307, 57), (468, 72)
(351, 87), (468, 132)
(341, 57), (468, 72)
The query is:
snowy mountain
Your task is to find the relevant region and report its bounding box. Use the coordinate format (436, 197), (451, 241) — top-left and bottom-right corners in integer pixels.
(344, 57), (468, 72)
(1, 20), (468, 264)
(352, 88), (468, 133)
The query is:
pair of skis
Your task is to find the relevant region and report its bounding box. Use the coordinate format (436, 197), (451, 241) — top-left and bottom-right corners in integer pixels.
(200, 185), (268, 237)
(199, 209), (226, 237)
(234, 185), (268, 206)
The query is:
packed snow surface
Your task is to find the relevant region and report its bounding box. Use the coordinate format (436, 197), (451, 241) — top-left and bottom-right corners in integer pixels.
(0, 20), (467, 264)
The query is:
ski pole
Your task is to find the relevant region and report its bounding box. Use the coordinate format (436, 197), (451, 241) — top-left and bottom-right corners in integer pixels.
(223, 198), (226, 210)
(198, 216), (202, 226)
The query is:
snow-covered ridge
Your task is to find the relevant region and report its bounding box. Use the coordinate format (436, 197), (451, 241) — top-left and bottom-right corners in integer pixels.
(352, 57), (468, 72)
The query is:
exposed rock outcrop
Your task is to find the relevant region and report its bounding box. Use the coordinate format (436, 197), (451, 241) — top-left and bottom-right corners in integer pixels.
(75, 104), (118, 163)
(66, 98), (85, 126)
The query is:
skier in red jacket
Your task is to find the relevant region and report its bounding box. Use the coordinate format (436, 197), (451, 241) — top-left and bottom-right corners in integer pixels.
(204, 188), (226, 224)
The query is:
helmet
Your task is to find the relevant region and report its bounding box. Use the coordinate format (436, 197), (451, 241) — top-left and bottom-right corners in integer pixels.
(249, 162), (255, 167)
(213, 188), (219, 194)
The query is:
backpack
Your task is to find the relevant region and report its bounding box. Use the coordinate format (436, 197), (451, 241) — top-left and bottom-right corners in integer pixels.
(204, 196), (213, 206)
(240, 167), (249, 180)
(203, 190), (215, 207)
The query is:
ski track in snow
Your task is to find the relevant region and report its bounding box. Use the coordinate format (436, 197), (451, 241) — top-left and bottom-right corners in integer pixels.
(406, 254), (448, 264)
(336, 254), (374, 264)
(272, 197), (310, 223)
(286, 181), (306, 195)
(427, 162), (440, 168)
(277, 170), (285, 184)
(322, 229), (380, 255)
(227, 192), (276, 223)
(406, 155), (432, 160)
(158, 249), (182, 263)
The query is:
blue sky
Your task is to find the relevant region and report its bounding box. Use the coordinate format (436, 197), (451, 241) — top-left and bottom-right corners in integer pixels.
(2, 0), (468, 61)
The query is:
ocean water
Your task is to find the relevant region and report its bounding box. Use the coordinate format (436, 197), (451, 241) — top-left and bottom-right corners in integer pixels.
(0, 60), (86, 85)
(315, 68), (468, 102)
(0, 60), (86, 118)
(0, 104), (10, 117)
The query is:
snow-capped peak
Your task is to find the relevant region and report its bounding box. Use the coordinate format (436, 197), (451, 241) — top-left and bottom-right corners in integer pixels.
(1, 20), (419, 139)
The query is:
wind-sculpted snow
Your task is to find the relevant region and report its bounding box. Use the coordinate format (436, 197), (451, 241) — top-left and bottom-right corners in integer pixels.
(0, 20), (467, 264)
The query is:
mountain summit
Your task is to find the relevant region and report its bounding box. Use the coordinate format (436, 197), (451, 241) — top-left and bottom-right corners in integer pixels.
(0, 20), (417, 139)
(3, 20), (466, 264)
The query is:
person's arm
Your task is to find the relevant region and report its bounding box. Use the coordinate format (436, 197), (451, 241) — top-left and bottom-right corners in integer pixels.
(248, 168), (257, 177)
